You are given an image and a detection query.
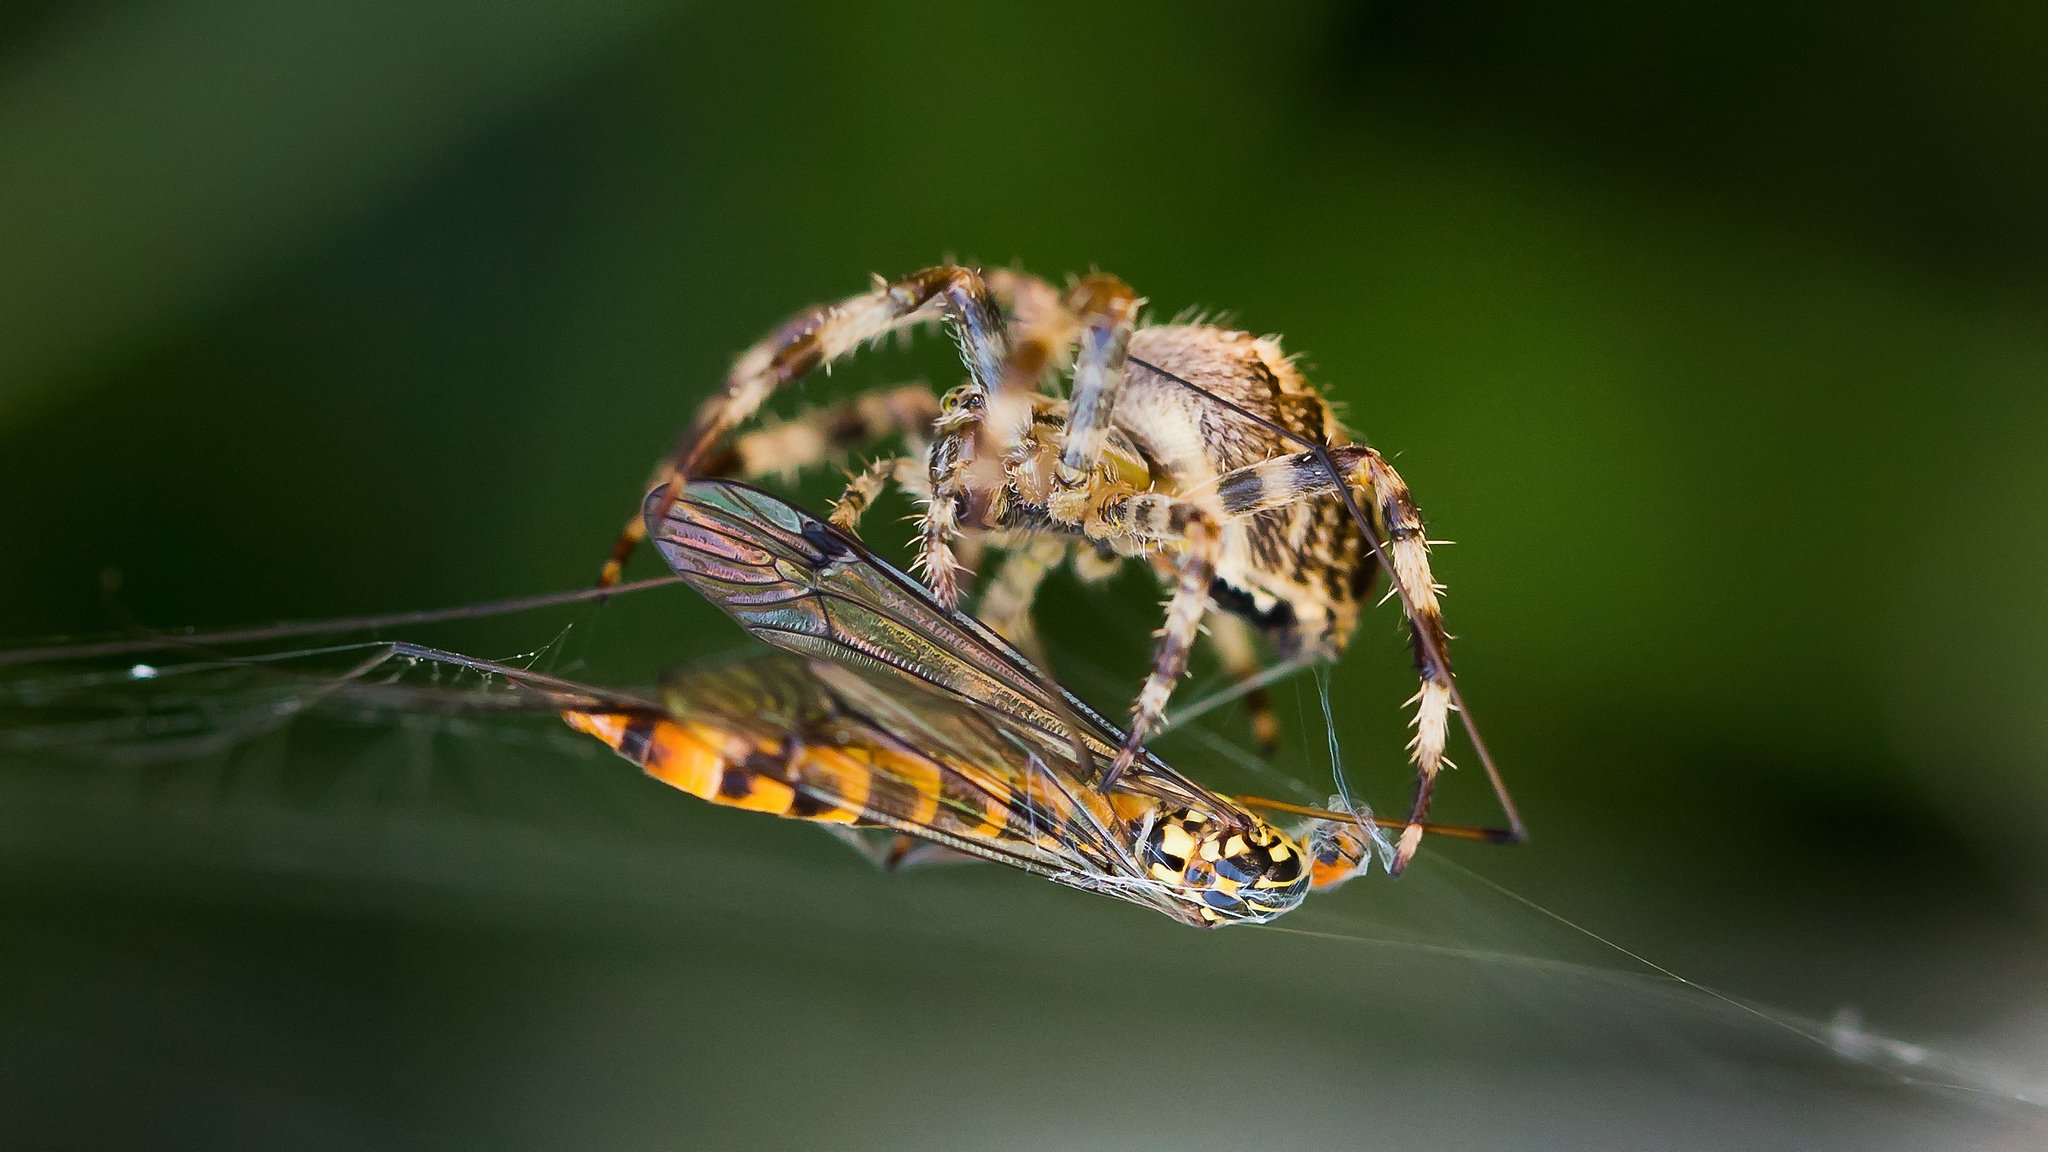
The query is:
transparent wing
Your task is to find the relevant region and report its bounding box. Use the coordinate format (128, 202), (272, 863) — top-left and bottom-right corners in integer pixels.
(643, 479), (1217, 812)
(658, 654), (1198, 923)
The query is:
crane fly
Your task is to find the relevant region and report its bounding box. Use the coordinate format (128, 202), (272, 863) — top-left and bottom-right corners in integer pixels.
(604, 477), (1440, 927)
(0, 480), (1512, 927)
(598, 479), (1514, 924)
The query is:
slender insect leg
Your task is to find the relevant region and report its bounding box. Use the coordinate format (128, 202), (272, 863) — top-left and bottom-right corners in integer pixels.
(814, 828), (976, 872)
(600, 266), (1006, 586)
(883, 835), (979, 872)
(1206, 611), (1283, 757)
(1048, 275), (1141, 524)
(1091, 491), (1221, 787)
(1211, 444), (1452, 869)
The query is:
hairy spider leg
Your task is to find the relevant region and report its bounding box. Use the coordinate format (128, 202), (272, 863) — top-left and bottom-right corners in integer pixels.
(1082, 488), (1224, 788)
(1208, 444), (1455, 870)
(656, 383), (938, 545)
(827, 453), (917, 532)
(1047, 274), (1142, 520)
(697, 384), (940, 487)
(599, 266), (1009, 593)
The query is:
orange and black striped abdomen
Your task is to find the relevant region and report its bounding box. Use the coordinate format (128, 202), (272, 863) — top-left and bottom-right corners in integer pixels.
(567, 710), (1034, 838)
(563, 710), (1099, 853)
(565, 711), (876, 824)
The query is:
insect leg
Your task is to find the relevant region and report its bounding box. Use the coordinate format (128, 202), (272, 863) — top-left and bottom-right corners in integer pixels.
(1209, 445), (1453, 870)
(813, 828), (977, 872)
(601, 266), (1006, 586)
(882, 835), (982, 872)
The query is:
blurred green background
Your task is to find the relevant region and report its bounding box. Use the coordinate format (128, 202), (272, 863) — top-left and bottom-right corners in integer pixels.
(3, 2), (2045, 1148)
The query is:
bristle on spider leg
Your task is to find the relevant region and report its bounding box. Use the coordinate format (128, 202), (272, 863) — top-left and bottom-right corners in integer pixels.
(1117, 353), (1528, 853)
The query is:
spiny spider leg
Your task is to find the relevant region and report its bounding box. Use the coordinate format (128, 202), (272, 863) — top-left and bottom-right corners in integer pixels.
(1206, 445), (1449, 863)
(701, 384), (939, 487)
(1048, 275), (1141, 522)
(1125, 355), (1527, 872)
(600, 267), (1006, 590)
(1088, 488), (1223, 788)
(827, 455), (925, 533)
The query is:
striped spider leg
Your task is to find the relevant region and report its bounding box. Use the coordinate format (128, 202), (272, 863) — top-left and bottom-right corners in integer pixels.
(600, 266), (1018, 608)
(1117, 359), (1528, 870)
(972, 277), (1510, 870)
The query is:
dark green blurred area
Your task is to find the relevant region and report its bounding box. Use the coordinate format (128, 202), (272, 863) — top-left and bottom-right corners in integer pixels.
(2, 3), (2045, 1149)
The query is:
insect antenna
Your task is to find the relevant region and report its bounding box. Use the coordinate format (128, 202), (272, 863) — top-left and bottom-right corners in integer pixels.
(1124, 354), (1528, 850)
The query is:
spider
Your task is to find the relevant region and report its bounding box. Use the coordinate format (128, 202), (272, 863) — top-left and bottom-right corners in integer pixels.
(599, 265), (1515, 869)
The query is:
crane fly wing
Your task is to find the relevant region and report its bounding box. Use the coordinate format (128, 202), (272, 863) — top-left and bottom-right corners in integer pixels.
(645, 481), (1077, 743)
(642, 479), (1217, 812)
(652, 653), (1193, 922)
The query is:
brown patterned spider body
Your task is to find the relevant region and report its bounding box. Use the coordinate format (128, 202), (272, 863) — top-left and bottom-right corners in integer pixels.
(603, 266), (1498, 869)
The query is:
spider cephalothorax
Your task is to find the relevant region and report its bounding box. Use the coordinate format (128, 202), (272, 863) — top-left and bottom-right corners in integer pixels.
(602, 265), (1459, 868)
